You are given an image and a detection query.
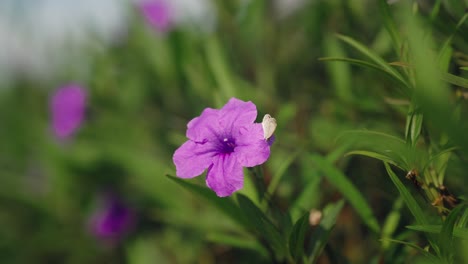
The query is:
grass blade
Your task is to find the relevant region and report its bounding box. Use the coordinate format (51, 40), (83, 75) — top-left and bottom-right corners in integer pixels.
(406, 224), (468, 240)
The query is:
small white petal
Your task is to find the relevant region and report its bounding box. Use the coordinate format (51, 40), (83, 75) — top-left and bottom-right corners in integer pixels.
(262, 114), (277, 140)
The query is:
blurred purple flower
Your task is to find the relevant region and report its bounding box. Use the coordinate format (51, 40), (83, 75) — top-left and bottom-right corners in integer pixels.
(89, 194), (136, 241)
(50, 84), (87, 140)
(138, 0), (173, 33)
(173, 98), (272, 197)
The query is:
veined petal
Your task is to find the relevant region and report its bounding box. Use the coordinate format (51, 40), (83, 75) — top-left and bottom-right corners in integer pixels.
(186, 108), (221, 142)
(173, 140), (216, 178)
(206, 154), (243, 197)
(234, 123), (270, 167)
(219, 98), (257, 133)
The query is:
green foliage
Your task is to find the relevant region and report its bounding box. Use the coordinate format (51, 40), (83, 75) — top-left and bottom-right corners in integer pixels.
(310, 153), (380, 233)
(1, 0), (468, 263)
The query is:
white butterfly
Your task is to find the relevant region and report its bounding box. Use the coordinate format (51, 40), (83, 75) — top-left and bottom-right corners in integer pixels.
(262, 114), (277, 140)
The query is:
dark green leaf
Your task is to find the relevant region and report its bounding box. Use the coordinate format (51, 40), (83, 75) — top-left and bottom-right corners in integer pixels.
(289, 212), (309, 261)
(237, 194), (287, 259)
(384, 164), (427, 225)
(439, 204), (466, 262)
(310, 154), (380, 233)
(384, 164), (439, 254)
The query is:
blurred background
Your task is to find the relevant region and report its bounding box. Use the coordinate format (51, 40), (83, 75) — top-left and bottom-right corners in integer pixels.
(1, 0), (467, 263)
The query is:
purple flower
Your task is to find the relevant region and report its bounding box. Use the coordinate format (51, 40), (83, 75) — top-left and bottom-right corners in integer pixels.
(50, 84), (87, 140)
(138, 0), (173, 33)
(89, 194), (136, 241)
(173, 98), (273, 197)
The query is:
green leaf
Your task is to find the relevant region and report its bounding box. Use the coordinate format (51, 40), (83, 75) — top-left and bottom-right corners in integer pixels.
(378, 0), (401, 55)
(381, 197), (404, 250)
(319, 57), (410, 91)
(384, 163), (439, 254)
(405, 106), (423, 146)
(166, 175), (247, 228)
(288, 212), (310, 261)
(379, 238), (440, 263)
(439, 204), (466, 262)
(441, 73), (468, 89)
(323, 34), (353, 102)
(310, 154), (380, 233)
(384, 164), (427, 225)
(205, 36), (236, 99)
(406, 225), (468, 240)
(308, 200), (345, 263)
(458, 206), (468, 227)
(338, 130), (416, 170)
(206, 233), (269, 257)
(346, 150), (401, 168)
(237, 194), (287, 259)
(335, 34), (410, 89)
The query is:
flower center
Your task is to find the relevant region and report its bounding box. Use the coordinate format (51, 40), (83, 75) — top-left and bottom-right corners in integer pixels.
(219, 137), (236, 153)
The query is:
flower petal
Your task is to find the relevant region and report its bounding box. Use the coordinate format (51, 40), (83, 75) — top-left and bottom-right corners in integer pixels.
(51, 84), (87, 139)
(206, 154), (243, 197)
(219, 98), (257, 133)
(139, 0), (173, 33)
(173, 140), (216, 178)
(186, 108), (221, 142)
(234, 123), (270, 167)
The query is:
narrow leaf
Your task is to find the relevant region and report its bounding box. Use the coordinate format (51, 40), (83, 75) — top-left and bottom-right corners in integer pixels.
(439, 204), (466, 262)
(406, 225), (468, 240)
(378, 0), (401, 55)
(441, 73), (468, 89)
(310, 154), (380, 233)
(166, 175), (247, 228)
(381, 197), (404, 250)
(384, 164), (427, 225)
(237, 194), (286, 259)
(335, 34), (410, 89)
(319, 57), (410, 90)
(379, 238), (440, 263)
(384, 163), (439, 254)
(345, 150), (401, 168)
(338, 130), (414, 171)
(206, 233), (269, 257)
(289, 212), (310, 261)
